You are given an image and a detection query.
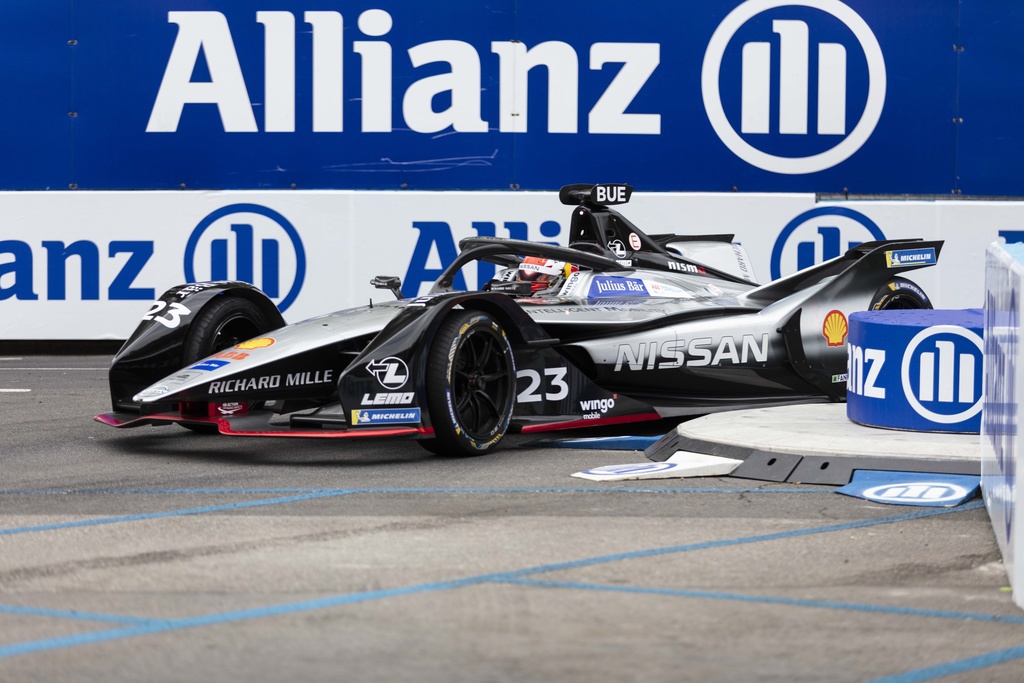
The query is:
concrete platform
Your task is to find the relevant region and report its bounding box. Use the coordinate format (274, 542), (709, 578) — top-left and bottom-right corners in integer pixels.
(645, 403), (981, 486)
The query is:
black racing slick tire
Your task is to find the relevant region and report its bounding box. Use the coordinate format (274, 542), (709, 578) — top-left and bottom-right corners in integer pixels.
(869, 277), (933, 311)
(425, 310), (516, 457)
(178, 296), (275, 432)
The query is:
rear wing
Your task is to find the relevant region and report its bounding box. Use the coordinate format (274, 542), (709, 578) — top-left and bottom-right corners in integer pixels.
(739, 239), (942, 305)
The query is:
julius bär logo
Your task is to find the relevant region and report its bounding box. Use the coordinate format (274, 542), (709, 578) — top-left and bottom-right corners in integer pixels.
(702, 0), (886, 174)
(185, 204), (306, 312)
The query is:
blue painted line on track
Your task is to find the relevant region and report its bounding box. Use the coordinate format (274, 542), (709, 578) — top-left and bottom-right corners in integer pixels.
(480, 500), (987, 579)
(501, 578), (1024, 625)
(0, 490), (357, 536)
(866, 644), (1024, 683)
(0, 499), (982, 660)
(0, 486), (828, 496)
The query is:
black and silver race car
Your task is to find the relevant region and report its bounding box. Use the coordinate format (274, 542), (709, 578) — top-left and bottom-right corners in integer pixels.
(97, 184), (940, 455)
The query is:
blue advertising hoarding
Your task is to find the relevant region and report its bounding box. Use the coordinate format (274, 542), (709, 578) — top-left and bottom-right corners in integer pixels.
(0, 0), (1015, 194)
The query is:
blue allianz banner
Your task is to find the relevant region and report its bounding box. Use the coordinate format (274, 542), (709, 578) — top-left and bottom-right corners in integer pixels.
(0, 1), (1015, 193)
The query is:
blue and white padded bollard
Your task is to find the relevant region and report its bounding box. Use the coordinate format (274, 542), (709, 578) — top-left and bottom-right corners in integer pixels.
(846, 309), (984, 433)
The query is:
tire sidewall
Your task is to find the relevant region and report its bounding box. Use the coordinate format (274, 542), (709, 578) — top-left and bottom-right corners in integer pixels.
(870, 277), (932, 311)
(429, 312), (516, 455)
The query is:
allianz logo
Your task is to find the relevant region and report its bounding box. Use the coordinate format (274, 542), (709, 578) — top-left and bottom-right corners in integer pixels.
(146, 3), (883, 173)
(848, 325), (984, 425)
(148, 9), (660, 135)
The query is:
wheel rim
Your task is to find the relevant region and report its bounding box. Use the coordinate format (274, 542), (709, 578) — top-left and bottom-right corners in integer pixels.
(210, 315), (261, 353)
(450, 328), (512, 440)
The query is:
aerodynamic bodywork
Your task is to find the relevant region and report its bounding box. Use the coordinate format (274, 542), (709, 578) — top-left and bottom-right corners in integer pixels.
(97, 184), (941, 455)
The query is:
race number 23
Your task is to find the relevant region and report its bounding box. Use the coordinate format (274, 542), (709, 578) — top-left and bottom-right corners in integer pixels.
(517, 367), (569, 403)
(142, 301), (192, 329)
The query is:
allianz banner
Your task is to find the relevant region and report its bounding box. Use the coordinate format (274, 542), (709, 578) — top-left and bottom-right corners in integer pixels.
(0, 0), (1017, 194)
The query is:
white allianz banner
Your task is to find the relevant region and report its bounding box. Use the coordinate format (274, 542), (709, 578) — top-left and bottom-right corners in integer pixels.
(0, 189), (1017, 340)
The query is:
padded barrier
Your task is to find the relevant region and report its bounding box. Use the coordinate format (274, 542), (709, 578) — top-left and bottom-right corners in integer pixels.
(847, 309), (984, 433)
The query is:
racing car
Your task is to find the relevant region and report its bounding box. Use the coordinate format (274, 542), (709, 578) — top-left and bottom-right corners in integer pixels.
(96, 184), (940, 456)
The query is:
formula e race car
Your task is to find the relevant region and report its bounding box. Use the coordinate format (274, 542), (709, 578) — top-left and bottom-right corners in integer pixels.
(96, 184), (941, 456)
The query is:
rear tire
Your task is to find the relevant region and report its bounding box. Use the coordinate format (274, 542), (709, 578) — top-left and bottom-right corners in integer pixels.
(869, 277), (932, 311)
(179, 296), (275, 433)
(425, 311), (515, 456)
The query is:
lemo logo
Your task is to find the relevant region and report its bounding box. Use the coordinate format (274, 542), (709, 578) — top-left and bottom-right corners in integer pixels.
(185, 204), (306, 312)
(702, 0), (886, 174)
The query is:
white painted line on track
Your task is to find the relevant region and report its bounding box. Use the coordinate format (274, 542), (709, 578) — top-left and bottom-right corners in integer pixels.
(0, 357), (23, 361)
(0, 368), (106, 371)
(0, 389), (31, 393)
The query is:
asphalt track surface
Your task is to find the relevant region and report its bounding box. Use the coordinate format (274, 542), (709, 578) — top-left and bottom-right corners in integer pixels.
(0, 355), (1021, 682)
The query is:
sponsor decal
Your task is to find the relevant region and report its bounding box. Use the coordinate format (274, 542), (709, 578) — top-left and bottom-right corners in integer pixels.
(588, 276), (649, 297)
(579, 396), (617, 420)
(645, 280), (692, 298)
(215, 402), (246, 416)
(580, 462), (679, 477)
(191, 359), (231, 372)
(888, 280), (926, 297)
(211, 350), (249, 361)
(847, 343), (886, 399)
(350, 408), (422, 425)
(885, 247), (937, 268)
(731, 244), (755, 282)
(184, 204), (306, 313)
(236, 337), (276, 350)
(361, 392), (415, 405)
(175, 283), (218, 299)
(899, 325), (984, 424)
(702, 0), (886, 174)
(608, 239), (628, 257)
(208, 369), (334, 394)
(403, 220), (562, 297)
(614, 334), (769, 371)
(770, 207), (885, 280)
(837, 471), (980, 507)
(628, 232), (642, 250)
(366, 357), (409, 389)
(822, 310), (848, 347)
(832, 372), (848, 384)
(489, 281), (532, 296)
(667, 261), (705, 275)
(136, 385), (170, 399)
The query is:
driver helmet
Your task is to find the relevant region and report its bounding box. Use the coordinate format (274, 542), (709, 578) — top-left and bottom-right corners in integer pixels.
(516, 257), (578, 292)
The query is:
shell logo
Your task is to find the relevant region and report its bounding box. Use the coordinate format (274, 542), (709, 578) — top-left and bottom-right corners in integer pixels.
(822, 310), (849, 347)
(235, 337), (276, 350)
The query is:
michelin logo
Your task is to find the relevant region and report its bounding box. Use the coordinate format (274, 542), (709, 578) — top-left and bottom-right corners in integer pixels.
(351, 408), (421, 425)
(885, 248), (936, 268)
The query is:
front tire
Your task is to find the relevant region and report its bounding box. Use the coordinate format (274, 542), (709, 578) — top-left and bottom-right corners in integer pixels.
(179, 296), (276, 432)
(869, 277), (932, 311)
(425, 311), (516, 457)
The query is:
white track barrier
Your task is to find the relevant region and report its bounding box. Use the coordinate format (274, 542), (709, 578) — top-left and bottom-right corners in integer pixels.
(982, 241), (1024, 609)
